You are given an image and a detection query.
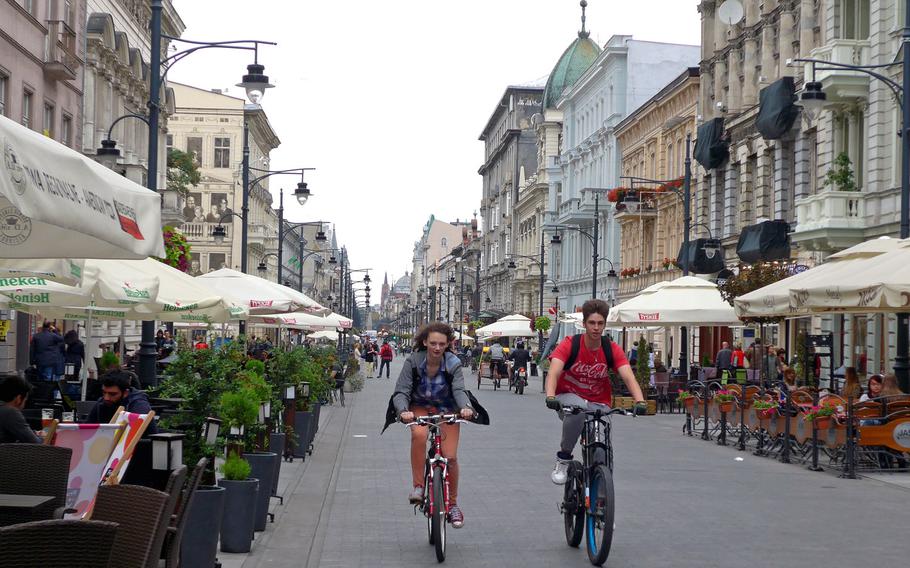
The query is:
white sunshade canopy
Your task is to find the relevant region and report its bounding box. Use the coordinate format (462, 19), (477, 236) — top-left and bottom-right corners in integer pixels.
(0, 258), (247, 323)
(734, 237), (906, 318)
(0, 115), (164, 259)
(253, 311), (352, 330)
(607, 275), (740, 326)
(476, 314), (536, 339)
(786, 238), (910, 313)
(196, 268), (326, 315)
(0, 258), (85, 286)
(307, 329), (339, 341)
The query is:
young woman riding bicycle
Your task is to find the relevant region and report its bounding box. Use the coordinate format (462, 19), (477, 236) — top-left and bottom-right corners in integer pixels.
(545, 299), (647, 484)
(392, 322), (476, 528)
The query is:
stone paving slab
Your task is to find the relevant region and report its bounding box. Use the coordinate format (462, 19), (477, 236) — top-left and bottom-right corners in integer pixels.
(227, 359), (910, 567)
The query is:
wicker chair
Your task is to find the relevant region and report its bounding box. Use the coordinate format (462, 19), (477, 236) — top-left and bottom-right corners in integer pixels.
(0, 444), (72, 526)
(91, 484), (171, 568)
(161, 459), (208, 568)
(0, 518), (118, 568)
(148, 466), (187, 568)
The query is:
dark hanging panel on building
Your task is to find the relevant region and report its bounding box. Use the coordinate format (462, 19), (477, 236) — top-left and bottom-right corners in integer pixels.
(736, 220), (791, 263)
(756, 77), (799, 140)
(677, 238), (725, 274)
(693, 117), (729, 170)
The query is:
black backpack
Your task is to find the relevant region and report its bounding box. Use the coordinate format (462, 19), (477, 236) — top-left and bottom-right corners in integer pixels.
(563, 334), (616, 372)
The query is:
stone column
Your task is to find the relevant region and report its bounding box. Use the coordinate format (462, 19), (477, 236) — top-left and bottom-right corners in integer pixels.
(728, 48), (742, 112)
(743, 32), (759, 106)
(799, 0), (816, 57)
(779, 8), (797, 77)
(761, 21), (777, 84)
(723, 163), (738, 238)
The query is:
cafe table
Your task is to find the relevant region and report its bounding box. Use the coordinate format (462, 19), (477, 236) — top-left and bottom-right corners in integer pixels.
(0, 494), (56, 527)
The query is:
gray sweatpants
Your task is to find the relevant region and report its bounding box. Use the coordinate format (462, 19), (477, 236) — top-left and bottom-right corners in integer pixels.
(556, 393), (611, 456)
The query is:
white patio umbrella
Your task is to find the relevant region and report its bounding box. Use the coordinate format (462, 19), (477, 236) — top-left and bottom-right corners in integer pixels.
(0, 259), (85, 286)
(786, 238), (910, 312)
(307, 330), (339, 341)
(606, 276), (740, 326)
(734, 237), (905, 318)
(476, 314), (536, 340)
(252, 311), (352, 330)
(196, 268), (326, 315)
(0, 115), (164, 259)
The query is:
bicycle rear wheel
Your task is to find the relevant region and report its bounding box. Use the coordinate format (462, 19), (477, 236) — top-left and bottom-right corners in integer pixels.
(563, 461), (584, 547)
(431, 467), (446, 562)
(586, 464), (615, 566)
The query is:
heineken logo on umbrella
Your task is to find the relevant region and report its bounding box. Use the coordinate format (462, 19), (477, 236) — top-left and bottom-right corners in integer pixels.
(122, 282), (150, 299)
(6, 291), (49, 303)
(4, 138), (26, 196)
(113, 199), (144, 240)
(0, 206), (31, 246)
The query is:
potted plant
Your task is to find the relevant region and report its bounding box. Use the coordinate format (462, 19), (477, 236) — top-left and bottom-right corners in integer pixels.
(217, 453), (258, 553)
(753, 399), (779, 420)
(234, 370), (280, 533)
(714, 389), (735, 414)
(824, 152), (858, 192)
(804, 402), (837, 430)
(677, 390), (696, 410)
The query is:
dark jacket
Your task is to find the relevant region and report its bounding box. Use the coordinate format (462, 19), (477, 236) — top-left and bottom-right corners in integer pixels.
(65, 340), (85, 376)
(511, 348), (531, 369)
(87, 390), (157, 435)
(382, 351), (489, 433)
(30, 330), (63, 368)
(715, 348), (733, 370)
(0, 402), (41, 443)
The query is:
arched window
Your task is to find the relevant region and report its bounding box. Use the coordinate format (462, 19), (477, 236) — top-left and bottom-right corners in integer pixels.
(441, 237), (448, 249)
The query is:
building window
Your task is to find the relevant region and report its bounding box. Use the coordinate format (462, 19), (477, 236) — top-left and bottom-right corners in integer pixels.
(166, 134), (174, 154)
(194, 116), (204, 122)
(440, 237), (447, 249)
(219, 117), (229, 123)
(61, 114), (72, 147)
(0, 72), (7, 116)
(840, 0), (870, 40)
(43, 102), (53, 138)
(186, 136), (203, 167)
(21, 90), (32, 128)
(214, 136), (230, 168)
(23, 0), (34, 15)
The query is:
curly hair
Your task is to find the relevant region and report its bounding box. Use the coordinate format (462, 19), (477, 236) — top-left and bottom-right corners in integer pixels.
(413, 322), (456, 352)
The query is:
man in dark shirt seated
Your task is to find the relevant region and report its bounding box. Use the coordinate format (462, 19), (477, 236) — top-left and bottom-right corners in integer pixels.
(0, 374), (42, 443)
(510, 341), (532, 383)
(87, 371), (157, 435)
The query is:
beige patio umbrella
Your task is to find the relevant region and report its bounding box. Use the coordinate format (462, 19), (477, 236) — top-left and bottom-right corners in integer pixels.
(0, 259), (85, 286)
(196, 268), (327, 315)
(787, 238), (910, 312)
(735, 237), (907, 318)
(252, 311), (351, 330)
(606, 276), (740, 326)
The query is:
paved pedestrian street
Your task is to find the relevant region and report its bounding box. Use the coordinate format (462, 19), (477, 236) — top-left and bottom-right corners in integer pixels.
(233, 358), (910, 568)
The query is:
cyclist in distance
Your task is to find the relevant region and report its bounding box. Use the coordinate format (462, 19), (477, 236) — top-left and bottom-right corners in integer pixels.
(545, 299), (647, 484)
(393, 322), (475, 528)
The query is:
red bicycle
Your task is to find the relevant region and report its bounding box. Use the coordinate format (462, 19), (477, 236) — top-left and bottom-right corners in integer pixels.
(405, 413), (466, 563)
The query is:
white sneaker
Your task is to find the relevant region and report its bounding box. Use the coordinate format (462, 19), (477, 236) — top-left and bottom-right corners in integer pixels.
(551, 458), (570, 485)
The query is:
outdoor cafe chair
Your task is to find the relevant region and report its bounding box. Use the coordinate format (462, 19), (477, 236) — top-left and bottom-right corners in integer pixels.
(0, 444), (72, 525)
(0, 518), (118, 568)
(149, 466), (188, 568)
(161, 459), (207, 568)
(91, 483), (173, 568)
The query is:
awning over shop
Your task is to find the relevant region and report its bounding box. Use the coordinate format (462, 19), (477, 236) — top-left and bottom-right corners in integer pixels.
(0, 115), (164, 259)
(693, 117), (729, 170)
(756, 77), (799, 140)
(677, 238), (725, 274)
(736, 220), (791, 264)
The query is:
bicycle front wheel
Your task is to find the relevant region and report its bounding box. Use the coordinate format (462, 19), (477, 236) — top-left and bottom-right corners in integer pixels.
(563, 461), (584, 547)
(586, 464), (615, 566)
(432, 467), (446, 562)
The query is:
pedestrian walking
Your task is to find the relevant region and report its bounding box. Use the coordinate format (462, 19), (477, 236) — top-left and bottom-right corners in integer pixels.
(379, 340), (394, 378)
(364, 341), (377, 377)
(64, 330), (85, 380)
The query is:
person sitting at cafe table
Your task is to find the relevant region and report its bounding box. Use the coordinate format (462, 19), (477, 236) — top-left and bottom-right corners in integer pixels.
(86, 370), (157, 434)
(0, 374), (42, 444)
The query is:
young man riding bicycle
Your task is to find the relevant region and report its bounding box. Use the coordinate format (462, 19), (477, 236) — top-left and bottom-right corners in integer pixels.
(545, 299), (647, 484)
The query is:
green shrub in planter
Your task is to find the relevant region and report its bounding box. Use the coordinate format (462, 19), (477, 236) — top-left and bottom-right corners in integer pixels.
(220, 453), (251, 481)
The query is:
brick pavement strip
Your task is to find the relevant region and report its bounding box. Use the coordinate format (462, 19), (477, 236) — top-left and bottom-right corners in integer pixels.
(234, 358), (910, 568)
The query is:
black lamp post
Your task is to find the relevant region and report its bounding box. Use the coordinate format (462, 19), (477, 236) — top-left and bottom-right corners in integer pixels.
(506, 229), (548, 354)
(135, 3), (275, 385)
(790, 6), (910, 391)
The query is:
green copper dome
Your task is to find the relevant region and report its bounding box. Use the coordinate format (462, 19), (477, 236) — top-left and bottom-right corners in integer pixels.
(543, 33), (601, 109)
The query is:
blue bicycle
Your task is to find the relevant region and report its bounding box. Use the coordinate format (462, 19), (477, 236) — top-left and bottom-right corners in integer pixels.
(557, 405), (631, 566)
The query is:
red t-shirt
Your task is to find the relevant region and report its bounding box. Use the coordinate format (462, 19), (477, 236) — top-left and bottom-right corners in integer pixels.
(551, 336), (629, 405)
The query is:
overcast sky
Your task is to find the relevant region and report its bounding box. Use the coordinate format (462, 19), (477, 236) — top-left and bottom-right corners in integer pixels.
(169, 0), (701, 286)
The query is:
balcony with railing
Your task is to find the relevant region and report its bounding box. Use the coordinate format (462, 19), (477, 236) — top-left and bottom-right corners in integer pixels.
(617, 267), (680, 300)
(43, 20), (79, 81)
(614, 198), (658, 222)
(791, 190), (866, 251)
(803, 39), (871, 104)
(181, 222), (233, 243)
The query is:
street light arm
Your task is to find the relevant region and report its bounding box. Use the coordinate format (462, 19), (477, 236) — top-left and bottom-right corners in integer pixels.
(546, 225), (596, 247)
(160, 39), (277, 79)
(250, 167), (316, 188)
(595, 257), (616, 271)
(506, 253), (544, 266)
(106, 113), (149, 140)
(691, 222), (714, 239)
(791, 57), (903, 103)
(216, 211), (244, 224)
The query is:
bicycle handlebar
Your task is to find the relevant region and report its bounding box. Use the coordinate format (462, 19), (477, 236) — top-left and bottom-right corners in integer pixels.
(401, 413), (466, 427)
(559, 405), (634, 417)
